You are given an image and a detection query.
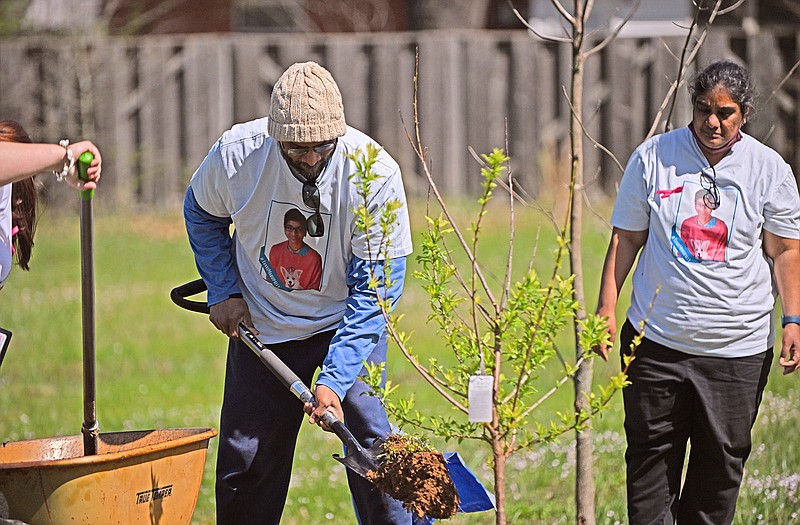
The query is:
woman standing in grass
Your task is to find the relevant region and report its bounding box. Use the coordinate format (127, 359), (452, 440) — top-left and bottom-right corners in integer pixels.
(595, 60), (800, 524)
(0, 120), (101, 289)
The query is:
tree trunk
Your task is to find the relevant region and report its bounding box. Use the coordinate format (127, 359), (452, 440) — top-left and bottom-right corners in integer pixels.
(570, 2), (596, 524)
(574, 360), (595, 525)
(492, 434), (507, 525)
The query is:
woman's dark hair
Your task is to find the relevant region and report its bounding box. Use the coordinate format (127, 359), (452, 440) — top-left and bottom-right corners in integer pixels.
(689, 60), (756, 118)
(0, 120), (38, 271)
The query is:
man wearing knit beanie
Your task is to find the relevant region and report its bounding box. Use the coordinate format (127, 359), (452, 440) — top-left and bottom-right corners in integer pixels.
(184, 62), (413, 524)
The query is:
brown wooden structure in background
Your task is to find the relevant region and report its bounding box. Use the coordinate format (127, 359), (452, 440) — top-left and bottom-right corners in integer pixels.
(0, 28), (798, 211)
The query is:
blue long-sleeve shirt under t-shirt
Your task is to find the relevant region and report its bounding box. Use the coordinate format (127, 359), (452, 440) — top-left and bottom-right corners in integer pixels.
(183, 186), (406, 400)
(184, 187), (241, 305)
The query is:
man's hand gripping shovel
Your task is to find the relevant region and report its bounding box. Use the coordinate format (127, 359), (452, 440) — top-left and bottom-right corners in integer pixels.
(170, 279), (383, 479)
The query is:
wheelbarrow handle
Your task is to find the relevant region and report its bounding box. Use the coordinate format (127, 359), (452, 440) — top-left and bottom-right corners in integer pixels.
(170, 279), (360, 449)
(170, 279), (211, 314)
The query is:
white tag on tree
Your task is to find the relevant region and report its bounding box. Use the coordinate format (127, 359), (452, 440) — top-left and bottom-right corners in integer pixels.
(468, 375), (493, 422)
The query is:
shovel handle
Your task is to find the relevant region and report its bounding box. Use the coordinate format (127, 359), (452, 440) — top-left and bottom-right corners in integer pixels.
(77, 151), (95, 201)
(236, 323), (359, 445)
(170, 280), (361, 448)
(236, 324), (313, 402)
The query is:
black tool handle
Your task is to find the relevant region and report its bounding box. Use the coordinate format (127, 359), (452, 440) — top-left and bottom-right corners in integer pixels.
(169, 279), (362, 449)
(170, 279), (211, 314)
(78, 152), (98, 456)
(235, 323), (357, 442)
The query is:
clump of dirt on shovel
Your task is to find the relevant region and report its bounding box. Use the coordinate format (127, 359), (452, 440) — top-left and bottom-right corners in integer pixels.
(367, 434), (459, 519)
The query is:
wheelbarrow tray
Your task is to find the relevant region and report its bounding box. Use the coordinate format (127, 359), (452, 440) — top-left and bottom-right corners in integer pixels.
(0, 427), (216, 525)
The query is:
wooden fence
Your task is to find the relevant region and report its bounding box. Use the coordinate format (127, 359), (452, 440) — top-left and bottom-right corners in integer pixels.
(1, 28), (799, 212)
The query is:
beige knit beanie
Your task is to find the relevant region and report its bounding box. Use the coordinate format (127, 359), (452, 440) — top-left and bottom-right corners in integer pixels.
(268, 61), (346, 142)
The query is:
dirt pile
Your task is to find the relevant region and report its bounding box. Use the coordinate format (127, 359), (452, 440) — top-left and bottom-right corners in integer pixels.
(367, 434), (459, 519)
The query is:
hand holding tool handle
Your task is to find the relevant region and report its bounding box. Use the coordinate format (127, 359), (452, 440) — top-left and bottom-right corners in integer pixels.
(169, 280), (362, 450)
(236, 323), (360, 446)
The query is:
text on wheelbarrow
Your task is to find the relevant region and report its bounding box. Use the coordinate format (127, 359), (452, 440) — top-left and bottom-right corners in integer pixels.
(136, 485), (174, 504)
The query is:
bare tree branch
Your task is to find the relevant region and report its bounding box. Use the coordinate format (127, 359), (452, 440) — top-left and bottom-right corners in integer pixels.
(521, 357), (584, 417)
(582, 168), (613, 230)
(585, 0), (642, 58)
(503, 126), (515, 311)
(505, 0), (572, 43)
(716, 0), (747, 16)
(548, 0), (577, 26)
(561, 85), (625, 173)
(764, 57), (800, 106)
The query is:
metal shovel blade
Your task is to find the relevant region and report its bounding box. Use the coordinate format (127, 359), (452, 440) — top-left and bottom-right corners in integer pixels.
(332, 436), (385, 478)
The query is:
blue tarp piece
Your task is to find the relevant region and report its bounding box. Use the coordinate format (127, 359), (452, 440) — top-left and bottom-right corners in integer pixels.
(412, 451), (495, 525)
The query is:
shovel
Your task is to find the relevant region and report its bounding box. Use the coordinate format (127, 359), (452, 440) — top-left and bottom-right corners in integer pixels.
(77, 152), (99, 455)
(169, 279), (383, 479)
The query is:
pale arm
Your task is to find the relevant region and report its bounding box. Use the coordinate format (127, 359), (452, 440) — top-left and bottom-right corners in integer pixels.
(594, 227), (649, 360)
(0, 141), (101, 189)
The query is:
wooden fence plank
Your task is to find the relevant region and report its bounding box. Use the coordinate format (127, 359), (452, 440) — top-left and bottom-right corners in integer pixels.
(417, 32), (469, 196)
(1, 28), (798, 212)
(369, 34), (420, 192)
(183, 37), (231, 172)
(161, 40), (186, 207)
(0, 43), (28, 124)
(110, 40), (137, 210)
(139, 39), (165, 206)
(327, 39), (370, 132)
(463, 33), (512, 193)
(582, 45), (604, 198)
(232, 37), (264, 123)
(89, 36), (118, 205)
(507, 33), (540, 194)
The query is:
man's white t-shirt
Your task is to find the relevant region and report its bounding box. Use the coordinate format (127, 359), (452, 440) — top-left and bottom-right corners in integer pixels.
(190, 119), (413, 343)
(612, 128), (800, 357)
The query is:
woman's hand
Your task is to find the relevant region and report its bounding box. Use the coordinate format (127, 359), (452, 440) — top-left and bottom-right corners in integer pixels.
(64, 140), (102, 191)
(779, 323), (800, 375)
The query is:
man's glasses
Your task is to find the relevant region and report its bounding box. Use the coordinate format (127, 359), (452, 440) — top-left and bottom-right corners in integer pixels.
(284, 142), (336, 158)
(302, 181), (324, 237)
(699, 166), (720, 210)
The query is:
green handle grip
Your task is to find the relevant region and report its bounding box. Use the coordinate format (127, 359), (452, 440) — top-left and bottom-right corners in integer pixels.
(77, 151), (94, 201)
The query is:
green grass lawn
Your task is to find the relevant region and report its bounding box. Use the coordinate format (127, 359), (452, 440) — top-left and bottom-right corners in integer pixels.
(1, 199), (798, 524)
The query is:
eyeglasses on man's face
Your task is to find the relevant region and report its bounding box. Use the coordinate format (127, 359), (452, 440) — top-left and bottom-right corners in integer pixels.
(699, 166), (720, 210)
(283, 141), (336, 158)
(302, 181), (324, 237)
